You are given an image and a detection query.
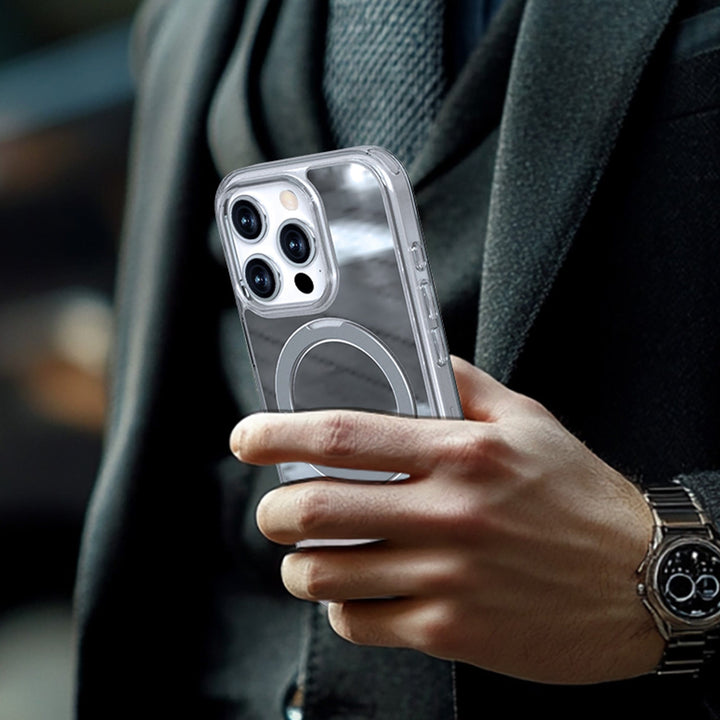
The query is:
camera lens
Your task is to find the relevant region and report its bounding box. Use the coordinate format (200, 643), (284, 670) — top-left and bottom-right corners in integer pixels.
(279, 224), (312, 264)
(232, 200), (263, 240)
(244, 258), (277, 299)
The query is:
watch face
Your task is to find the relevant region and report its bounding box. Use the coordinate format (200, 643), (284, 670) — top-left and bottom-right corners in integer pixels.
(656, 540), (720, 620)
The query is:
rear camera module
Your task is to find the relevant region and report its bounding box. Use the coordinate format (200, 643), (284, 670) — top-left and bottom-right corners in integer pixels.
(279, 223), (312, 264)
(232, 199), (263, 240)
(244, 257), (277, 300)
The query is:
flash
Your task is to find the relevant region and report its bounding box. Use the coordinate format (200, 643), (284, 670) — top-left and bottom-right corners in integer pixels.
(280, 189), (298, 210)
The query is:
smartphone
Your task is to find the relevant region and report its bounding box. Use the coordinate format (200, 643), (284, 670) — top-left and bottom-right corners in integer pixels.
(215, 146), (462, 485)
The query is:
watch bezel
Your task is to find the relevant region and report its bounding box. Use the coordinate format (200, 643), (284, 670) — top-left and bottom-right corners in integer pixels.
(645, 535), (720, 630)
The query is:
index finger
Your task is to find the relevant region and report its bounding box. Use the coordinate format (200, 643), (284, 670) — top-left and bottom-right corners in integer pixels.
(230, 409), (478, 475)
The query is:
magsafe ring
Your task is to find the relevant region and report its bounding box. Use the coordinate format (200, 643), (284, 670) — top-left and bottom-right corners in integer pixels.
(274, 317), (416, 482)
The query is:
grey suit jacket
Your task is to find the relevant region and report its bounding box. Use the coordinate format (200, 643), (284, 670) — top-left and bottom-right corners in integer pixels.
(75, 0), (720, 717)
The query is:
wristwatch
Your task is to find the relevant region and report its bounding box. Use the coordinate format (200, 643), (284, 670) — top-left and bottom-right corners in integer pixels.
(637, 483), (720, 676)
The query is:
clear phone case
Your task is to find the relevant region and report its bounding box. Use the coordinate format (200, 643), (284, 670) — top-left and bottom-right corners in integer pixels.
(216, 146), (461, 484)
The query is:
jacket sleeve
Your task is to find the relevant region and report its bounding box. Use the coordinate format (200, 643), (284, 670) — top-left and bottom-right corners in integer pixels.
(74, 2), (245, 716)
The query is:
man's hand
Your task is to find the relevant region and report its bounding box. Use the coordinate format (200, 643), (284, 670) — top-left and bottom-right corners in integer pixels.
(230, 356), (663, 684)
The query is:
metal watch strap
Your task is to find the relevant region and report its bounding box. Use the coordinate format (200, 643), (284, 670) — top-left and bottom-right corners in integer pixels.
(642, 484), (720, 676)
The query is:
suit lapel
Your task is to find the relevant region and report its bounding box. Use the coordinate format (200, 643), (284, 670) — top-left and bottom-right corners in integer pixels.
(208, 0), (277, 174)
(475, 0), (679, 383)
(260, 0), (331, 159)
(210, 0), (332, 167)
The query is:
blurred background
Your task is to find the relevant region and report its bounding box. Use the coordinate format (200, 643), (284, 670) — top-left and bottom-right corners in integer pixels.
(0, 1), (141, 716)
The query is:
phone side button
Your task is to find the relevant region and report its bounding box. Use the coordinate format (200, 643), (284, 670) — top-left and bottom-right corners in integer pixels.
(431, 327), (448, 366)
(410, 242), (427, 271)
(419, 282), (438, 327)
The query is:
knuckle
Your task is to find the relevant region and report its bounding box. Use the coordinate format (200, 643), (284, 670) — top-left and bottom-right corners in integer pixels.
(422, 561), (467, 596)
(328, 604), (364, 645)
(295, 555), (333, 600)
(294, 486), (333, 536)
(317, 412), (360, 458)
(415, 604), (458, 656)
(435, 496), (493, 541)
(512, 392), (547, 418)
(435, 427), (504, 470)
(434, 430), (476, 467)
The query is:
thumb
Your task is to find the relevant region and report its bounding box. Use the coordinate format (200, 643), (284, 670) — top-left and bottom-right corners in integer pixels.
(450, 355), (516, 421)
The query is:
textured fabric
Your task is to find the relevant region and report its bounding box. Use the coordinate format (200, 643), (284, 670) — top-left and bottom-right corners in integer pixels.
(475, 0), (679, 383)
(323, 0), (447, 167)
